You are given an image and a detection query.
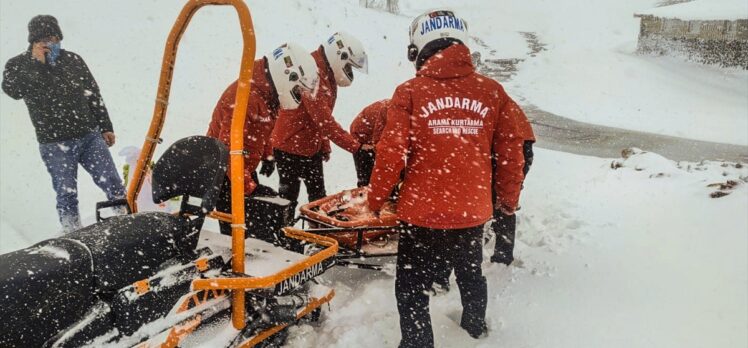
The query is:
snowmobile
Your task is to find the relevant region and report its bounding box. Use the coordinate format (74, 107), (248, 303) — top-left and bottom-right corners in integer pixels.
(0, 1), (338, 347)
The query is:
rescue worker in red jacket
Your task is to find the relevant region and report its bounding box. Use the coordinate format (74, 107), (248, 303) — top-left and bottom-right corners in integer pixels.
(270, 32), (371, 208)
(491, 105), (535, 264)
(208, 43), (319, 236)
(366, 10), (527, 347)
(350, 99), (390, 187)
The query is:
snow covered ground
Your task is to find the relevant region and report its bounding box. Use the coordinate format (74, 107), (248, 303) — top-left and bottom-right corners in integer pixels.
(1, 0), (746, 347)
(293, 148), (748, 348)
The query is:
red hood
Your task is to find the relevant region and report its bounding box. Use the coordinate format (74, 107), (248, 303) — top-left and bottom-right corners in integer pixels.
(252, 57), (279, 115)
(416, 44), (475, 79)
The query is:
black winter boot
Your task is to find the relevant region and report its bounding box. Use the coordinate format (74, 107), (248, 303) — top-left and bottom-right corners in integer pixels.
(490, 251), (514, 265)
(460, 317), (488, 339)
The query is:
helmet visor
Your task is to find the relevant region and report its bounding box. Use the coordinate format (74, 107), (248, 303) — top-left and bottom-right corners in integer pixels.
(348, 52), (368, 74)
(298, 74), (320, 96)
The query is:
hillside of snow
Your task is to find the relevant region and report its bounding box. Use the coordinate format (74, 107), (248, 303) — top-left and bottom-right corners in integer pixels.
(1, 0), (746, 347)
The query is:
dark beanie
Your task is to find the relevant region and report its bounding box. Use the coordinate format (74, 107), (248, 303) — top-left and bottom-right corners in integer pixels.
(28, 15), (63, 43)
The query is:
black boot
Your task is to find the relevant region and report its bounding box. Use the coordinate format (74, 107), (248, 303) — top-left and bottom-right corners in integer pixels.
(460, 317), (488, 339)
(490, 251), (514, 265)
(491, 210), (516, 265)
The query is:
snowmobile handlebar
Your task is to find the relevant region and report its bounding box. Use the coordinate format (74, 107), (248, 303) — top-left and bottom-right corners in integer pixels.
(192, 227), (339, 291)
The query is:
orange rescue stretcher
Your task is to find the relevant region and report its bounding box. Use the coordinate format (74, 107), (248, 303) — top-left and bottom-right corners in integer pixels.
(298, 187), (399, 270)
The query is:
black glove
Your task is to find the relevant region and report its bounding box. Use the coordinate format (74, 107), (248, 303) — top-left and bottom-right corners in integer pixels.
(357, 148), (375, 159)
(259, 159), (275, 177)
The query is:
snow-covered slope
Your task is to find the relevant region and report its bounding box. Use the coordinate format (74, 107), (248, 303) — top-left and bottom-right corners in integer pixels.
(1, 1), (746, 347)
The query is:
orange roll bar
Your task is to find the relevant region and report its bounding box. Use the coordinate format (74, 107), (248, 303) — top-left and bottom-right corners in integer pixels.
(192, 228), (339, 291)
(124, 0), (256, 329)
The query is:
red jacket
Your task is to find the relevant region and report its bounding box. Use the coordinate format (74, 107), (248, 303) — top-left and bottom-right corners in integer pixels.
(207, 57), (278, 195)
(367, 44), (526, 229)
(513, 101), (535, 142)
(350, 99), (390, 145)
(271, 47), (360, 157)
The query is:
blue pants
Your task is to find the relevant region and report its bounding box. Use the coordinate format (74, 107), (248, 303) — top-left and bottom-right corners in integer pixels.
(39, 131), (125, 231)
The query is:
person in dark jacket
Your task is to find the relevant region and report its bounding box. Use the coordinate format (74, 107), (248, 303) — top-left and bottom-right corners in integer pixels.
(2, 15), (125, 232)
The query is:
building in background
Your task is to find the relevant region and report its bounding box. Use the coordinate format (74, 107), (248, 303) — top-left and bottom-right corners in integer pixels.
(635, 0), (748, 69)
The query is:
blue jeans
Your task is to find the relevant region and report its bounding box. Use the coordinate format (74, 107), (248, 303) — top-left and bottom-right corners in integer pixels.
(39, 131), (125, 232)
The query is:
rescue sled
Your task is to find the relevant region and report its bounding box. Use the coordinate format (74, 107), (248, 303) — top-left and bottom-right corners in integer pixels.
(298, 187), (399, 270)
(0, 1), (338, 347)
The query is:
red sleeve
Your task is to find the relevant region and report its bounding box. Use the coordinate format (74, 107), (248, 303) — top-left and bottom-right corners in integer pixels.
(493, 92), (526, 210)
(264, 117), (275, 160)
(510, 99), (535, 142)
(301, 92), (361, 153)
(208, 83), (236, 148)
(263, 137), (274, 160)
(263, 106), (278, 160)
(322, 139), (332, 155)
(207, 94), (231, 141)
(350, 109), (374, 145)
(370, 100), (389, 145)
(367, 87), (411, 211)
(206, 109), (220, 138)
(241, 99), (274, 194)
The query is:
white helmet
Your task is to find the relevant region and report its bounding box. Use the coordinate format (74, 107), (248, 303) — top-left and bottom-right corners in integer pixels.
(407, 9), (469, 67)
(323, 31), (368, 87)
(267, 42), (320, 110)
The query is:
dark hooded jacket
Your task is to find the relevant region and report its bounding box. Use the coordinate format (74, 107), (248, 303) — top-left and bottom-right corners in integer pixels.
(2, 49), (112, 143)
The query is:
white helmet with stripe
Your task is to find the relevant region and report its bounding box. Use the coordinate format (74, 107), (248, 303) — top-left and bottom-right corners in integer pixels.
(267, 42), (319, 110)
(407, 9), (469, 68)
(323, 31), (368, 87)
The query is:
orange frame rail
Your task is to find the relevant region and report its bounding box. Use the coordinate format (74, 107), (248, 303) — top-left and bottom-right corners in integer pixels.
(192, 228), (339, 291)
(124, 0), (256, 329)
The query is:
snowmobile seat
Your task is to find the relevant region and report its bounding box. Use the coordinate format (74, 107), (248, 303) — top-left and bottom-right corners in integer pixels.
(0, 136), (228, 346)
(0, 238), (95, 347)
(66, 136), (228, 293)
(64, 213), (194, 293)
(151, 135), (229, 220)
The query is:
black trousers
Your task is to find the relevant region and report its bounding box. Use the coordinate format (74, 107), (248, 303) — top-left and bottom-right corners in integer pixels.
(396, 223), (487, 348)
(215, 172), (260, 236)
(274, 149), (327, 205)
(492, 140), (534, 262)
(352, 149), (375, 187)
